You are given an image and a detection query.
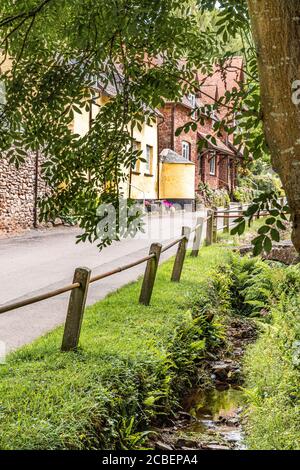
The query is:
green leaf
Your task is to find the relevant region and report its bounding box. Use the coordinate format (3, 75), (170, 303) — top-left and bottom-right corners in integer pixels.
(269, 209), (279, 217)
(245, 204), (259, 216)
(258, 225), (270, 235)
(276, 220), (287, 231)
(270, 228), (280, 242)
(251, 234), (265, 246)
(237, 220), (246, 235)
(263, 236), (272, 253)
(253, 237), (264, 256)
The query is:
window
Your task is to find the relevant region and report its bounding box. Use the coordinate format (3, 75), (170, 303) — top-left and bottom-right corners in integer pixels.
(188, 93), (197, 119)
(209, 153), (216, 176)
(145, 145), (153, 174)
(132, 141), (141, 173)
(182, 141), (190, 160)
(188, 93), (196, 108)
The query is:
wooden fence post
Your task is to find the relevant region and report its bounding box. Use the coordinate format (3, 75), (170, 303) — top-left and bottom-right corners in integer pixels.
(139, 243), (162, 306)
(239, 203), (244, 217)
(191, 217), (204, 257)
(212, 209), (218, 243)
(205, 210), (214, 245)
(61, 267), (91, 352)
(223, 205), (230, 233)
(171, 226), (191, 282)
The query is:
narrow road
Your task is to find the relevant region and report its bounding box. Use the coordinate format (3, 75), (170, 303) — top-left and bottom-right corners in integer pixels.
(0, 211), (206, 352)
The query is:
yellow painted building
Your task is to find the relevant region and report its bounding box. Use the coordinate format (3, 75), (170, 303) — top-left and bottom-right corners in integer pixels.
(73, 94), (196, 204)
(1, 57), (196, 223)
(159, 149), (195, 201)
(129, 121), (158, 200)
(72, 92), (160, 201)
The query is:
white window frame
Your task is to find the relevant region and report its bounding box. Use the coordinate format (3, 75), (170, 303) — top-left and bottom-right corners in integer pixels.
(182, 141), (190, 161)
(209, 152), (216, 176)
(188, 93), (197, 119)
(145, 144), (153, 174)
(188, 93), (196, 108)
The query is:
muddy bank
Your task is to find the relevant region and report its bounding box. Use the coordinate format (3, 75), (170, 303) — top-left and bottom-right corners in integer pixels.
(150, 317), (256, 451)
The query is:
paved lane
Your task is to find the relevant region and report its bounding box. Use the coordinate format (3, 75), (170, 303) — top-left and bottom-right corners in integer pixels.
(0, 211), (206, 351)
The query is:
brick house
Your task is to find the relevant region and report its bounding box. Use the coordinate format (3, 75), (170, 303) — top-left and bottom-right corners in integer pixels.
(0, 57), (244, 235)
(158, 57), (244, 201)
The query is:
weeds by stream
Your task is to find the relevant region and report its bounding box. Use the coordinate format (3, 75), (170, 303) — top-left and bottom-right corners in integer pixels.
(150, 252), (300, 451)
(150, 316), (256, 451)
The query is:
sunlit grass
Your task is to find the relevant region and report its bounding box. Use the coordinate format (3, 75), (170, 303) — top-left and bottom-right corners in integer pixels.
(0, 246), (229, 450)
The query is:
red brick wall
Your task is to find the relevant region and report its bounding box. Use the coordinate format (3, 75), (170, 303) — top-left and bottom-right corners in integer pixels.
(158, 102), (239, 195)
(173, 104), (199, 174)
(218, 155), (229, 189)
(158, 104), (173, 154)
(200, 154), (219, 189)
(159, 103), (201, 187)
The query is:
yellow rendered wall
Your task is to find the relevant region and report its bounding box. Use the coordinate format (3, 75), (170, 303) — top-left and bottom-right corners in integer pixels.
(128, 122), (158, 200)
(73, 106), (90, 136)
(73, 93), (103, 136)
(72, 94), (158, 200)
(0, 56), (12, 73)
(159, 162), (195, 199)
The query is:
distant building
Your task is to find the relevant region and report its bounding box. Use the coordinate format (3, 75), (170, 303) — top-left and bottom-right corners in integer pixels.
(0, 57), (245, 235)
(157, 57), (245, 202)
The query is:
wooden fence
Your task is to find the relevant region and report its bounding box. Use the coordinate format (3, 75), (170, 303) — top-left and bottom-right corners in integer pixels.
(0, 205), (255, 352)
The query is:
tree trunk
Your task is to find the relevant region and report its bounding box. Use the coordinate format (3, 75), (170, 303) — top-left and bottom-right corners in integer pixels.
(247, 0), (300, 252)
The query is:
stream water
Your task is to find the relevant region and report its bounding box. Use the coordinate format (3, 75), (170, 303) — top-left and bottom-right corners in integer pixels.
(185, 386), (246, 450)
(153, 317), (255, 451)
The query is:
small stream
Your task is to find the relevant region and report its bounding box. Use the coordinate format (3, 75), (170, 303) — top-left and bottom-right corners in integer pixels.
(185, 386), (246, 450)
(153, 316), (256, 451)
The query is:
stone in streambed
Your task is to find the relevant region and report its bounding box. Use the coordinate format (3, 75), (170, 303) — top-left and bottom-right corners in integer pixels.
(155, 441), (174, 451)
(175, 437), (200, 448)
(201, 443), (230, 450)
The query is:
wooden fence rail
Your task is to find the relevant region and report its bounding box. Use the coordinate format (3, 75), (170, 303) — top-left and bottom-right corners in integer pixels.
(0, 203), (270, 351)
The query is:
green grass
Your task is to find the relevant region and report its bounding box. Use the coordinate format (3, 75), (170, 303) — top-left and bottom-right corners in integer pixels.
(244, 290), (300, 450)
(201, 252), (300, 449)
(0, 246), (229, 450)
(216, 217), (267, 245)
(232, 260), (300, 450)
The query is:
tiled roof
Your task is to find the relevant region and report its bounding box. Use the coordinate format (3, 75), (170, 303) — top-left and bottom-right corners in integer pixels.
(96, 74), (163, 118)
(198, 57), (243, 118)
(198, 85), (218, 106)
(160, 148), (195, 164)
(197, 132), (235, 156)
(198, 57), (243, 93)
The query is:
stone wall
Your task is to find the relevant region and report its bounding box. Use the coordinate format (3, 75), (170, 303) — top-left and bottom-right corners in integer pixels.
(0, 153), (47, 235)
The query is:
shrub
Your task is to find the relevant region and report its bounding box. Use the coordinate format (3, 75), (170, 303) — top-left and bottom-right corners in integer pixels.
(204, 254), (300, 449)
(210, 254), (280, 318)
(197, 182), (231, 207)
(233, 186), (254, 203)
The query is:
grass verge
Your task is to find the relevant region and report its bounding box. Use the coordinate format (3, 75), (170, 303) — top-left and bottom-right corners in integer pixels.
(243, 265), (300, 449)
(201, 252), (300, 449)
(212, 252), (300, 450)
(0, 246), (229, 450)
